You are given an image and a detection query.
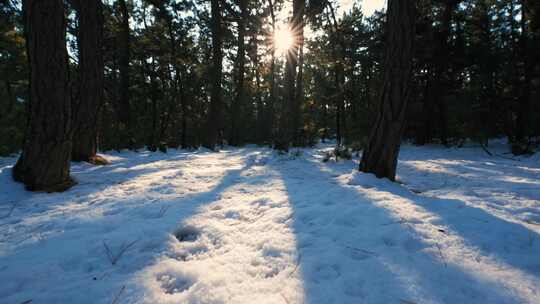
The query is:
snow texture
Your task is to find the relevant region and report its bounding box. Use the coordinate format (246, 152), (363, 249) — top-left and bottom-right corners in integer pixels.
(1, 141), (539, 303)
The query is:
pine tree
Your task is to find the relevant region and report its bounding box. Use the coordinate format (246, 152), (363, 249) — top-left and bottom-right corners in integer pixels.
(117, 0), (131, 146)
(13, 0), (75, 191)
(275, 0), (305, 151)
(203, 0), (224, 150)
(71, 0), (107, 164)
(359, 0), (416, 181)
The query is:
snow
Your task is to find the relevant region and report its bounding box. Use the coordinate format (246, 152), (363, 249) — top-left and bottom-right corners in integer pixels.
(1, 142), (539, 304)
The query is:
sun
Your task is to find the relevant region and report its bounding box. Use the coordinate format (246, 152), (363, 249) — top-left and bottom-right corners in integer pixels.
(274, 26), (294, 55)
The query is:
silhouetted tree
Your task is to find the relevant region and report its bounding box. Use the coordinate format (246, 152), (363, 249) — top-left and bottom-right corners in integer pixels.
(203, 0), (224, 150)
(71, 0), (106, 164)
(359, 0), (415, 180)
(13, 0), (74, 191)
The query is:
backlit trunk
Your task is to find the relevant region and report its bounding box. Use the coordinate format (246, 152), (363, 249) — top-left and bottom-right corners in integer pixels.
(359, 0), (415, 181)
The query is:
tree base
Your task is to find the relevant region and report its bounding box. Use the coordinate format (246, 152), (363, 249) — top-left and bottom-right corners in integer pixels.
(13, 170), (77, 193)
(88, 155), (109, 166)
(37, 177), (77, 193)
(511, 141), (533, 156)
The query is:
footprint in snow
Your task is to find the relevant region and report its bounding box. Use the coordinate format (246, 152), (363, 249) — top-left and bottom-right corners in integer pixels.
(224, 210), (241, 220)
(209, 204), (223, 211)
(158, 273), (194, 294)
(174, 225), (200, 242)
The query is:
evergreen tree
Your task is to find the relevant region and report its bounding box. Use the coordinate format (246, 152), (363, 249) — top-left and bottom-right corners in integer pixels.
(359, 0), (416, 180)
(71, 0), (107, 164)
(13, 0), (75, 191)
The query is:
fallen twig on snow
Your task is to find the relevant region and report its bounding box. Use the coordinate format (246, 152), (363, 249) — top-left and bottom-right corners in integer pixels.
(103, 239), (139, 265)
(111, 285), (126, 304)
(480, 143), (522, 161)
(436, 243), (447, 267)
(290, 254), (302, 276)
(157, 205), (170, 218)
(495, 153), (520, 161)
(479, 143), (493, 157)
(0, 202), (17, 219)
(345, 245), (378, 256)
(528, 232), (536, 247)
(381, 219), (408, 226)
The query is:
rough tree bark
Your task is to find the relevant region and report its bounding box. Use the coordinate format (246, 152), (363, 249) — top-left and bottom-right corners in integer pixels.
(359, 0), (415, 181)
(13, 0), (75, 192)
(71, 0), (106, 164)
(203, 0), (224, 150)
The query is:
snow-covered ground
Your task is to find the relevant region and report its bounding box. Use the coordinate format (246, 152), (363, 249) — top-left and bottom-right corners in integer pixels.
(1, 142), (539, 304)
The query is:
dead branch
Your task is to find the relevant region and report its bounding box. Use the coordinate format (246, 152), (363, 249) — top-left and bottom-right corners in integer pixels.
(290, 254), (302, 276)
(436, 243), (447, 267)
(345, 245), (378, 256)
(0, 202), (17, 219)
(103, 239), (139, 265)
(158, 205), (170, 218)
(111, 285), (126, 304)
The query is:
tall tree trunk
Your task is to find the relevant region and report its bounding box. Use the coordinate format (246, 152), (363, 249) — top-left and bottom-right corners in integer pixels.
(419, 0), (457, 145)
(513, 0), (534, 154)
(71, 0), (105, 164)
(322, 101), (328, 142)
(4, 80), (15, 117)
(418, 68), (434, 145)
(252, 35), (265, 144)
(13, 0), (74, 192)
(230, 0), (247, 146)
(434, 0), (457, 145)
(267, 0), (277, 144)
(117, 0), (131, 145)
(148, 0), (182, 148)
(327, 2), (347, 146)
(275, 0), (304, 151)
(294, 35), (304, 146)
(147, 60), (159, 150)
(359, 0), (415, 181)
(292, 0), (305, 147)
(203, 0), (223, 150)
(476, 1), (494, 144)
(275, 39), (297, 150)
(179, 74), (188, 149)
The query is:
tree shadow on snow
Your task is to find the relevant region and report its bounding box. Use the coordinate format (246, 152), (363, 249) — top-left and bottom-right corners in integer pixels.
(0, 149), (262, 304)
(373, 171), (540, 279)
(270, 157), (531, 304)
(398, 156), (540, 203)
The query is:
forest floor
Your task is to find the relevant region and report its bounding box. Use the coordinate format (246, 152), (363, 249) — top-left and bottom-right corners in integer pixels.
(1, 141), (540, 304)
